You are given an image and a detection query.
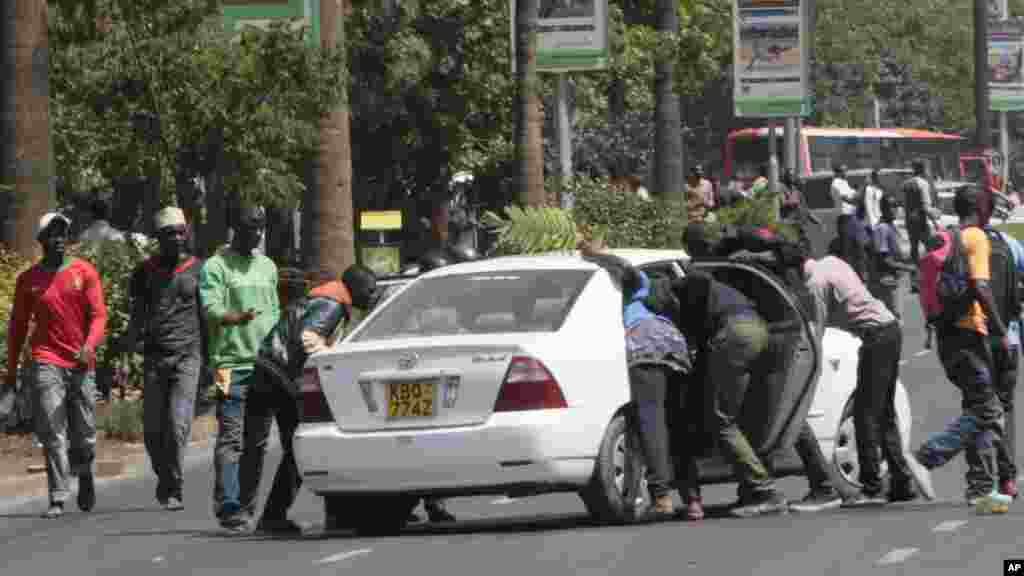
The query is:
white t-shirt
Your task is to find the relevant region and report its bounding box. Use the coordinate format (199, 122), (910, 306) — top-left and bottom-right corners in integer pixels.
(831, 177), (858, 216)
(863, 184), (883, 229)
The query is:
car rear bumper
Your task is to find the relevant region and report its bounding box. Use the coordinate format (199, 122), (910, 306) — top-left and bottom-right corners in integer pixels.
(294, 409), (597, 495)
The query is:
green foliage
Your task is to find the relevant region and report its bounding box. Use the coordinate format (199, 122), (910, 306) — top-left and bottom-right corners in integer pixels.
(570, 177), (687, 249)
(482, 205), (580, 255)
(70, 239), (156, 391)
(50, 1), (347, 211)
(0, 249), (34, 374)
(97, 399), (145, 443)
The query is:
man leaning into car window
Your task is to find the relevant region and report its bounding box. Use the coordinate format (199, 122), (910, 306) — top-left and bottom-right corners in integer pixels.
(580, 240), (692, 520)
(777, 241), (935, 507)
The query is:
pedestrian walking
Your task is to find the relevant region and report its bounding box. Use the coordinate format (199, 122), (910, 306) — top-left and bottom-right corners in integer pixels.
(199, 206), (280, 531)
(914, 185), (1013, 513)
(686, 166), (711, 223)
(116, 207), (203, 511)
(870, 196), (916, 323)
(903, 159), (940, 292)
(6, 212), (109, 518)
(777, 242), (935, 506)
(239, 265), (379, 534)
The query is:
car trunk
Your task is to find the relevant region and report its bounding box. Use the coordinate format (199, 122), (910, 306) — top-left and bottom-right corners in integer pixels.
(313, 335), (542, 432)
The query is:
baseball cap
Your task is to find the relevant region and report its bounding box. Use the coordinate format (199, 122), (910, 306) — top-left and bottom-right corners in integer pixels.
(36, 212), (71, 240)
(154, 206), (186, 230)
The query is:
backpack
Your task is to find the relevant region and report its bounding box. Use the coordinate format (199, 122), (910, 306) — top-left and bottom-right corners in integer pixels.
(984, 229), (1021, 332)
(919, 227), (974, 326)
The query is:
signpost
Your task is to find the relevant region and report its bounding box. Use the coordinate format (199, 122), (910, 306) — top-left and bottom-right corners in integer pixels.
(512, 1), (609, 207)
(221, 0), (318, 44)
(989, 2), (1019, 190)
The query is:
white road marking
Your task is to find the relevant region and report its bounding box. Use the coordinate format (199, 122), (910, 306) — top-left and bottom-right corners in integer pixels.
(877, 547), (919, 565)
(491, 496), (519, 504)
(914, 350), (930, 358)
(899, 360), (908, 366)
(932, 520), (967, 533)
(315, 548), (372, 566)
(152, 556), (164, 564)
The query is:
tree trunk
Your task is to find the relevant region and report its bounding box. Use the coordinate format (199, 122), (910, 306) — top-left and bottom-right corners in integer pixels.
(515, 0), (545, 207)
(653, 0), (683, 203)
(0, 0), (53, 259)
(307, 0), (355, 277)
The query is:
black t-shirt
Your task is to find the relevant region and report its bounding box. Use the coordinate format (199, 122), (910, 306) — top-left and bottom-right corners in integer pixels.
(130, 256), (204, 356)
(670, 272), (756, 350)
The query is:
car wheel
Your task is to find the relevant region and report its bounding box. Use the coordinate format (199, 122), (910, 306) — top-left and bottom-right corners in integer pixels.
(323, 494), (418, 536)
(830, 397), (889, 498)
(579, 412), (647, 524)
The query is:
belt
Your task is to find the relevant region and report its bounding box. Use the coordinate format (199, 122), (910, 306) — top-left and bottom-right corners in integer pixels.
(860, 321), (898, 344)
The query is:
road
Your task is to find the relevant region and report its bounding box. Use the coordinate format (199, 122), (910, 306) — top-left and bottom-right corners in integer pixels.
(1, 286), (1022, 575)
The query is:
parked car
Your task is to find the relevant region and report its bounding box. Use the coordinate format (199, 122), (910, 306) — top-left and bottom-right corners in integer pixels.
(293, 249), (913, 534)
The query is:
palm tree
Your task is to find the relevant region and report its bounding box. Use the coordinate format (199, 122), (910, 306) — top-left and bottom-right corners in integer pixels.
(515, 0), (546, 207)
(653, 0), (683, 203)
(1, 0), (54, 259)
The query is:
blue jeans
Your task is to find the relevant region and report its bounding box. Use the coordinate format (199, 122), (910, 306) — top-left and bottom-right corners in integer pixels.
(31, 362), (97, 504)
(213, 368), (253, 520)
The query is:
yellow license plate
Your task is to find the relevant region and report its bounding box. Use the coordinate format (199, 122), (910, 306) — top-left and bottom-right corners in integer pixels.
(387, 381), (436, 419)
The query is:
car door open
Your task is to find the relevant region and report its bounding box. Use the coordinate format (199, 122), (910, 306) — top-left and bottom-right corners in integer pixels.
(687, 260), (821, 459)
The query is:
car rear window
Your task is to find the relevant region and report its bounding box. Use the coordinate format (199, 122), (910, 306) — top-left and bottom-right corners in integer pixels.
(350, 269), (594, 342)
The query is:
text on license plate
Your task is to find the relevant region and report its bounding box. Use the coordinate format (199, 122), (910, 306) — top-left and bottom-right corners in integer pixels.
(387, 381), (435, 419)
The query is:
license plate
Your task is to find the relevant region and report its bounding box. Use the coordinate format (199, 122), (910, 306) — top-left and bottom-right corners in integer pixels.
(386, 380), (436, 419)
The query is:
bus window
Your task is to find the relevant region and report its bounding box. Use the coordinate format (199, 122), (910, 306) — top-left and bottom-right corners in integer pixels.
(807, 136), (882, 173)
(731, 135), (786, 181)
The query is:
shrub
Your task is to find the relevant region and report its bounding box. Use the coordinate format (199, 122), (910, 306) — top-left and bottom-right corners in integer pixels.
(97, 399), (145, 442)
(568, 176), (687, 249)
(481, 205), (580, 255)
(0, 248), (33, 377)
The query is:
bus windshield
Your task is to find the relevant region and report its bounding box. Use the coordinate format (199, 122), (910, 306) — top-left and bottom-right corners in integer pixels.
(808, 135), (961, 180)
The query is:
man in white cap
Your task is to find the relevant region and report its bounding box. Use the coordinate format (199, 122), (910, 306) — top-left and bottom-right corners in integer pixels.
(6, 211), (108, 518)
(117, 206), (204, 511)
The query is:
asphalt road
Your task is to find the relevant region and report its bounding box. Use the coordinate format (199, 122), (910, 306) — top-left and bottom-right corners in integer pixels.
(1, 284), (1023, 575)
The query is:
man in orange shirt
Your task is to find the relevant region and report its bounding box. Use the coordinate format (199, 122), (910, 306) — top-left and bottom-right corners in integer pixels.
(914, 185), (1013, 513)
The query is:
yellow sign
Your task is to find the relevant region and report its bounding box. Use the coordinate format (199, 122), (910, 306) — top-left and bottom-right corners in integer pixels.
(360, 210), (403, 231)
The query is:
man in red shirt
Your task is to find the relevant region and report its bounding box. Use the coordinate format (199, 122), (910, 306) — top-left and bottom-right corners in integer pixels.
(5, 212), (108, 518)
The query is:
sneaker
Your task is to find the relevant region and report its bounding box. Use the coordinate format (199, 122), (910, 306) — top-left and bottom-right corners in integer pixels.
(647, 493), (675, 518)
(1001, 478), (1019, 500)
(425, 502), (457, 524)
(888, 482), (920, 503)
(905, 453), (936, 501)
(789, 489), (843, 513)
(684, 497), (704, 521)
(975, 491), (1012, 515)
(842, 492), (887, 508)
(41, 502), (63, 519)
(256, 517), (303, 535)
(220, 513), (251, 534)
(407, 512), (423, 523)
(77, 473), (95, 512)
(164, 497), (184, 511)
(729, 491), (788, 518)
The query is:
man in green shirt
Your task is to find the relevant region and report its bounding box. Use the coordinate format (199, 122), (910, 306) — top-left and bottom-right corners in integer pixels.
(199, 206), (280, 531)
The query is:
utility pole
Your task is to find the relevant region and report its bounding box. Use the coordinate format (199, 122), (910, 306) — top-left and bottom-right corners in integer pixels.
(653, 0), (684, 203)
(1, 0), (53, 259)
(976, 0), (992, 150)
(307, 0), (355, 276)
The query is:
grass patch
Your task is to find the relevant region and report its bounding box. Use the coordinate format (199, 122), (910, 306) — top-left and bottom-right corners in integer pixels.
(996, 223), (1024, 240)
(97, 400), (144, 443)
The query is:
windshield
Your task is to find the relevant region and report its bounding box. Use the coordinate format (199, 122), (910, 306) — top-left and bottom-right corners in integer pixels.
(730, 135), (786, 182)
(350, 269), (594, 342)
(808, 135), (961, 180)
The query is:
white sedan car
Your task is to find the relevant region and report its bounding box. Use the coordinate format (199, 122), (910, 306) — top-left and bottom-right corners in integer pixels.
(294, 249), (912, 534)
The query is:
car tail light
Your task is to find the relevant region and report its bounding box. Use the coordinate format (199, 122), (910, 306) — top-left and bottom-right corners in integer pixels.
(494, 356), (567, 412)
(302, 367), (334, 423)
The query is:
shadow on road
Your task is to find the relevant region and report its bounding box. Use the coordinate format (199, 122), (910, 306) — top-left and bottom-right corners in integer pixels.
(0, 505), (154, 520)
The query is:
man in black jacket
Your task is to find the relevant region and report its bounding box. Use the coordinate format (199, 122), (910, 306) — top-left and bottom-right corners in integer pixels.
(237, 265), (378, 534)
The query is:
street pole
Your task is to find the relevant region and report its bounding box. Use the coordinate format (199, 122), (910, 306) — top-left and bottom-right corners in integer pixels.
(556, 74), (573, 209)
(976, 0), (992, 150)
(768, 123), (778, 194)
(784, 117), (797, 173)
(998, 0), (1010, 191)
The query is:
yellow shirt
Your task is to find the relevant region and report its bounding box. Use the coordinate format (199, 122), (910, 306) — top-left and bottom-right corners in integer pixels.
(957, 227), (991, 335)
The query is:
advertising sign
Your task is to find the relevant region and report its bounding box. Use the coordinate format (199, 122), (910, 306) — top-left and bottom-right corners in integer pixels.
(221, 0), (318, 45)
(732, 0), (809, 118)
(989, 19), (1024, 112)
(511, 0), (610, 73)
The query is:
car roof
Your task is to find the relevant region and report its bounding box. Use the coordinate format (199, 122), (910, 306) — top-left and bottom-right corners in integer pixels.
(415, 248), (689, 279)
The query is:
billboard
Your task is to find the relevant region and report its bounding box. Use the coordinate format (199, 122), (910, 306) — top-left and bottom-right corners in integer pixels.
(732, 0), (809, 118)
(989, 19), (1024, 112)
(221, 0), (318, 45)
(511, 0), (610, 73)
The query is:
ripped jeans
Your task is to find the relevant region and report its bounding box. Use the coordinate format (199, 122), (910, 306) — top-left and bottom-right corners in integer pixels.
(917, 328), (1004, 497)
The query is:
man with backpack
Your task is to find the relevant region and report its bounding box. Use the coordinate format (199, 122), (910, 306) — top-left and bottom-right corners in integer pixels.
(903, 160), (940, 292)
(914, 185), (1014, 513)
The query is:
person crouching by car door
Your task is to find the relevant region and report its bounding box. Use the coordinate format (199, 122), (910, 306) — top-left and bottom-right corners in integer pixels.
(237, 265), (375, 535)
(580, 244), (693, 520)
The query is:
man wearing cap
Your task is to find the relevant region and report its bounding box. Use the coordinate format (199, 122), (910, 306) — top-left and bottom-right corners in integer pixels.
(6, 212), (108, 518)
(117, 207), (204, 511)
(199, 205), (280, 531)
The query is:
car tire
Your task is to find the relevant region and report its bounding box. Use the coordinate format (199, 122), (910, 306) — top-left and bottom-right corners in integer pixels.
(829, 397), (891, 499)
(323, 494), (418, 536)
(580, 411), (645, 524)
